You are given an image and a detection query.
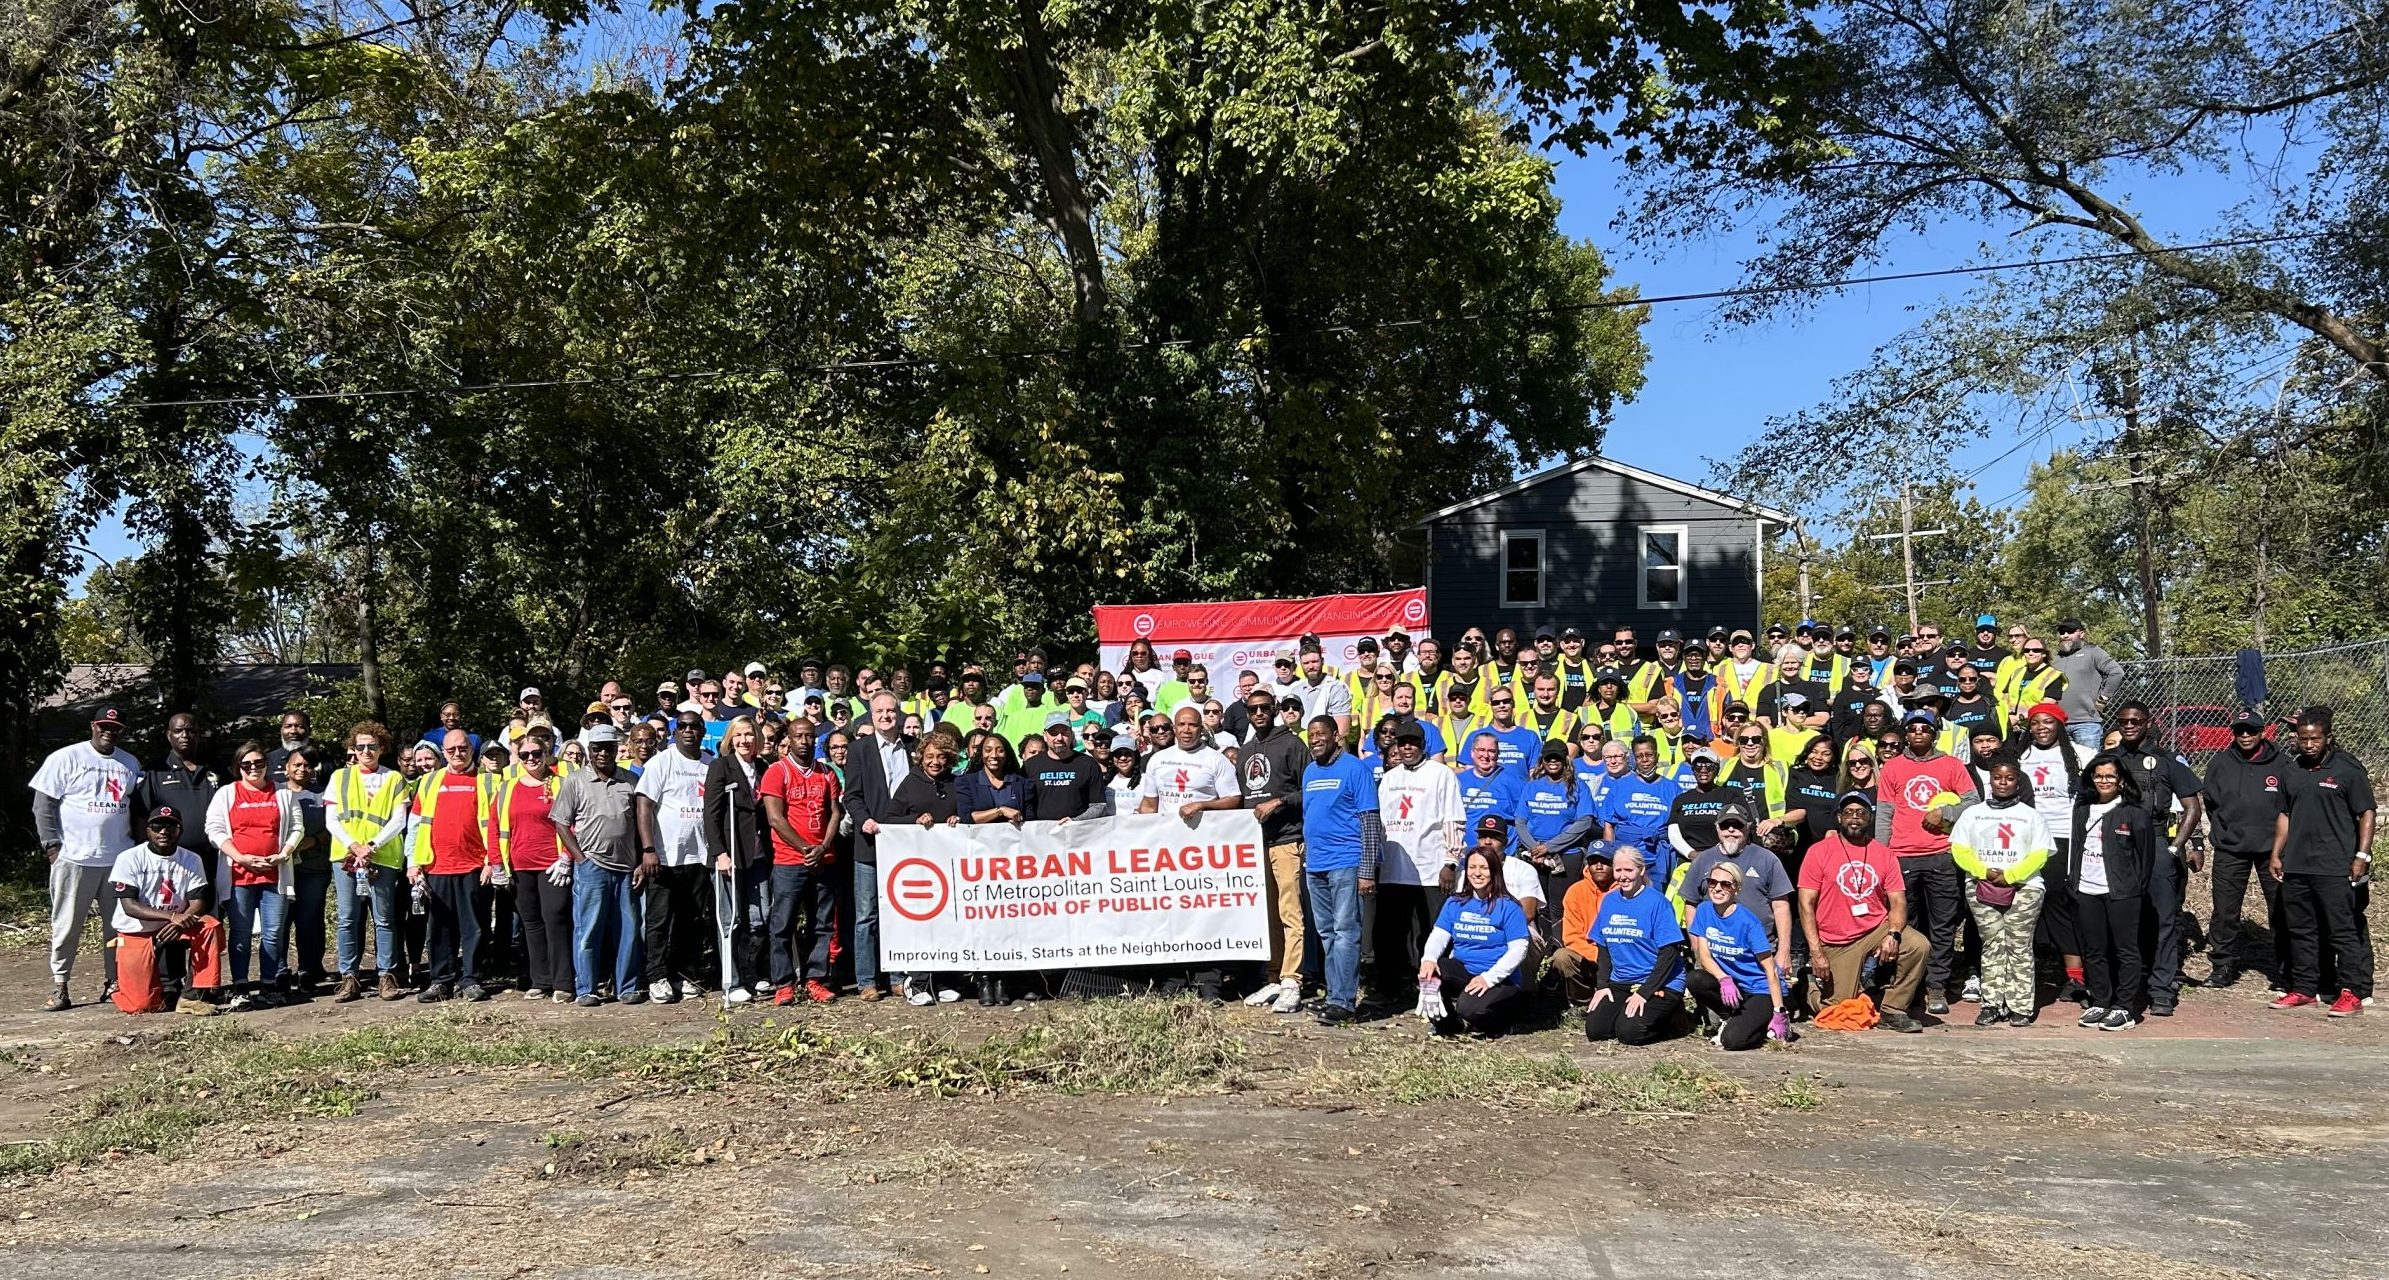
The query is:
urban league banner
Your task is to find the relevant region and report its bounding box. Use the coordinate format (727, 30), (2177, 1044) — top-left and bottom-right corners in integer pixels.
(875, 811), (1270, 973)
(1093, 588), (1428, 684)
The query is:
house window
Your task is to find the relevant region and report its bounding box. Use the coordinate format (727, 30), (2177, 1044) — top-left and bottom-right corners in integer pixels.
(1639, 525), (1687, 609)
(1499, 530), (1544, 608)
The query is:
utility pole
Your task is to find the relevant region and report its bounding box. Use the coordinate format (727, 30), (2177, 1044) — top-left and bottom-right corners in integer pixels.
(1865, 482), (1950, 635)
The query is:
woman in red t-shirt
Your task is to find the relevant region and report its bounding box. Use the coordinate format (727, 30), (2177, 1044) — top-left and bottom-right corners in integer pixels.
(205, 740), (291, 1005)
(492, 731), (569, 1001)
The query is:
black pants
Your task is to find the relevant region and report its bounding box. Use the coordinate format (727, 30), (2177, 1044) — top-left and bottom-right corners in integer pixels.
(2285, 872), (2374, 998)
(1687, 970), (1776, 1050)
(2320, 879), (2373, 998)
(1902, 857), (1965, 999)
(2035, 839), (2077, 956)
(1432, 955), (1523, 1035)
(2142, 851), (2188, 1004)
(512, 871), (574, 993)
(2208, 846), (2289, 979)
(421, 871), (481, 988)
(642, 864), (715, 988)
(1370, 883), (1437, 1002)
(475, 877), (517, 983)
(2076, 892), (2144, 1012)
(768, 861), (836, 985)
(1584, 982), (1682, 1045)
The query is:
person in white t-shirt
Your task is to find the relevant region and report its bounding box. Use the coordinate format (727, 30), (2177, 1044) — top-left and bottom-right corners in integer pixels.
(1136, 707), (1241, 823)
(1294, 647), (1354, 739)
(634, 712), (715, 1002)
(31, 707), (144, 1011)
(106, 805), (222, 1016)
(1373, 721), (1464, 1001)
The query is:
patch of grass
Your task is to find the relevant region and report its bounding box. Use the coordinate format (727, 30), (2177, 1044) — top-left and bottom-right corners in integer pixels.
(0, 874), (46, 950)
(848, 1142), (1033, 1186)
(1327, 1047), (1749, 1115)
(1775, 1075), (1828, 1112)
(0, 1011), (648, 1179)
(651, 997), (1249, 1098)
(536, 1128), (698, 1181)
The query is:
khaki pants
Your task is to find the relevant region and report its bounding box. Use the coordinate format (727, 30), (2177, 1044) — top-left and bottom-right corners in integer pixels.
(1811, 921), (1929, 1013)
(1266, 841), (1305, 983)
(1548, 946), (1600, 1004)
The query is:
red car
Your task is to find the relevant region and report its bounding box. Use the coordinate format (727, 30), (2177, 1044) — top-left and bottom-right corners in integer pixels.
(2152, 705), (2277, 756)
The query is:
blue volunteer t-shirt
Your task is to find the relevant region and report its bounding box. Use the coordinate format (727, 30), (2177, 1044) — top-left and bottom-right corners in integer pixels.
(1518, 777), (1594, 845)
(1456, 767), (1522, 850)
(1691, 900), (1771, 992)
(1301, 751), (1379, 872)
(1593, 885), (1686, 991)
(1433, 894), (1530, 983)
(1465, 724), (1544, 777)
(1600, 772), (1681, 846)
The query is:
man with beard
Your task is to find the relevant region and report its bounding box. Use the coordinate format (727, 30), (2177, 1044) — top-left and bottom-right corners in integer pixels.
(1238, 686), (1311, 1014)
(33, 707), (143, 1010)
(2050, 619), (2123, 750)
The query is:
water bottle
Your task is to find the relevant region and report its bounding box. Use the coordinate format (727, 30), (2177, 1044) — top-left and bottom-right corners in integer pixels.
(411, 876), (427, 917)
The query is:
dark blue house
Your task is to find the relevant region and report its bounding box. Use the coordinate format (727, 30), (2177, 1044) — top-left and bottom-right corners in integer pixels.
(1415, 456), (1792, 640)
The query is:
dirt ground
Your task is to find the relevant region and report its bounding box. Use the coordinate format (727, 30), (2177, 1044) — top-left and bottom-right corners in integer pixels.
(3, 920), (2385, 1280)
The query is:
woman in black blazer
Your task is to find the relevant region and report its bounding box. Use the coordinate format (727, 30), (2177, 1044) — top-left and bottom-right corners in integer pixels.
(2068, 754), (2160, 1032)
(702, 718), (770, 1002)
(886, 727), (964, 1006)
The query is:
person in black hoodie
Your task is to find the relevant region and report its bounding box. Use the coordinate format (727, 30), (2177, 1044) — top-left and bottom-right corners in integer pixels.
(2200, 711), (2287, 989)
(2069, 755), (2160, 1031)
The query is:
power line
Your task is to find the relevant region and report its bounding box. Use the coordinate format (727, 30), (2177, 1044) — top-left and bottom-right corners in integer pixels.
(107, 230), (2334, 411)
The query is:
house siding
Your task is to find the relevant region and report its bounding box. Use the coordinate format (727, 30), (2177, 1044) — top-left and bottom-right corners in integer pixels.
(1424, 465), (1765, 640)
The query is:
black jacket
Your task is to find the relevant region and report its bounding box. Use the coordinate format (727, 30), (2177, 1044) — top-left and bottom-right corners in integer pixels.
(2068, 796), (2161, 899)
(838, 731), (918, 865)
(701, 751), (767, 870)
(888, 769), (959, 825)
(2201, 740), (2284, 853)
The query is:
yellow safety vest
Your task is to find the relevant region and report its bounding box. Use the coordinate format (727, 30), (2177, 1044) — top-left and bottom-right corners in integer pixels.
(492, 773), (563, 871)
(1799, 652), (1849, 695)
(409, 769), (500, 866)
(328, 766), (409, 869)
(1717, 757), (1789, 816)
(1718, 662), (1773, 708)
(1517, 701), (1577, 744)
(1580, 702), (1640, 742)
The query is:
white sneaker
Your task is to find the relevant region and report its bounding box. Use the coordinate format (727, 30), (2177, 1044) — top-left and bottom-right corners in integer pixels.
(726, 986), (754, 1005)
(906, 987), (936, 1007)
(1271, 985), (1303, 1014)
(1960, 976), (1982, 1003)
(935, 987), (962, 1004)
(648, 980), (674, 1002)
(1243, 981), (1284, 1007)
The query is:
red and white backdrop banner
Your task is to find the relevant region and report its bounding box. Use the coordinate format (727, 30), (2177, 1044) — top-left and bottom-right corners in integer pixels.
(1093, 589), (1428, 681)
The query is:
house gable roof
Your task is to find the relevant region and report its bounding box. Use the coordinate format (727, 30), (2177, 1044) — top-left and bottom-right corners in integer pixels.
(1413, 455), (1797, 528)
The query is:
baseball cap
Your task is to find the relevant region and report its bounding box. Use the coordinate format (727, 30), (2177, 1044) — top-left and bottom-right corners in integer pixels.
(1064, 677), (1088, 691)
(1655, 628), (1683, 645)
(1391, 721), (1427, 746)
(585, 701), (609, 716)
(927, 677), (951, 693)
(1892, 658), (1919, 675)
(1356, 636), (1379, 651)
(1593, 667), (1625, 688)
(1273, 654), (1295, 668)
(1689, 748), (1723, 767)
(1705, 625), (1729, 640)
(2057, 617), (2085, 634)
(1171, 648), (1194, 662)
(1778, 691), (1809, 709)
(1796, 618), (1817, 632)
(1974, 614), (1998, 629)
(1560, 626), (1585, 641)
(1539, 740), (1569, 761)
(1475, 813), (1511, 840)
(1533, 626), (1556, 641)
(798, 656), (823, 672)
(146, 803), (181, 826)
(1833, 626), (1856, 640)
(1868, 625), (1891, 640)
(1021, 671), (1047, 684)
(92, 707), (126, 728)
(744, 661), (768, 677)
(1728, 629), (1754, 644)
(582, 724), (622, 746)
(657, 680), (679, 695)
(684, 667), (708, 684)
(1836, 791), (1876, 812)
(2230, 708), (2265, 732)
(1901, 707), (1940, 727)
(1714, 807), (1751, 829)
(1044, 710), (1071, 729)
(519, 686), (541, 700)
(1109, 732), (1138, 753)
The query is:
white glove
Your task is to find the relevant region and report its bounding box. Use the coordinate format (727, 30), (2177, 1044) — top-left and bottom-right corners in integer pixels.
(1414, 986), (1448, 1022)
(545, 861), (572, 887)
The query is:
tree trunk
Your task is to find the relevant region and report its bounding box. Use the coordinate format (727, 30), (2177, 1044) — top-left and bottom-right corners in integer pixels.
(1002, 0), (1107, 330)
(356, 541), (385, 723)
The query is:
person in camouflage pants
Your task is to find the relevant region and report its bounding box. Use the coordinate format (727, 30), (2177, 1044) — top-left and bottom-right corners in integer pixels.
(1950, 759), (2055, 1026)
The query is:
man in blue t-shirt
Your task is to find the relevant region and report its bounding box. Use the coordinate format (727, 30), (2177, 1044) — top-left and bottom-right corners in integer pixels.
(1600, 737), (1682, 879)
(1462, 686), (1543, 777)
(1584, 846), (1686, 1046)
(1454, 733), (1523, 853)
(1301, 715), (1381, 1025)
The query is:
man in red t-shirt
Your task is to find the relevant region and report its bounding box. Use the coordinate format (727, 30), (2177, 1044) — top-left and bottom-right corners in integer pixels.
(1874, 708), (1978, 1017)
(1799, 792), (1929, 1031)
(759, 720), (841, 1004)
(407, 730), (493, 1002)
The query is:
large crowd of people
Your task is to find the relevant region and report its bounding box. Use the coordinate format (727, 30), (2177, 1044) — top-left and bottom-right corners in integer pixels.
(31, 615), (2377, 1046)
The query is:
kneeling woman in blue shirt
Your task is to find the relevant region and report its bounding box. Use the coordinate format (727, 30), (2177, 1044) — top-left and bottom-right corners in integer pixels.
(1688, 860), (1788, 1050)
(1586, 846), (1686, 1045)
(1415, 847), (1533, 1037)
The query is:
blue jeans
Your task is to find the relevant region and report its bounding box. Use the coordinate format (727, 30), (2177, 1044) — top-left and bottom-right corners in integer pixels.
(2068, 720), (2104, 751)
(854, 859), (906, 990)
(290, 862), (332, 979)
(1305, 867), (1363, 1010)
(228, 882), (289, 986)
(571, 862), (643, 999)
(334, 864), (401, 976)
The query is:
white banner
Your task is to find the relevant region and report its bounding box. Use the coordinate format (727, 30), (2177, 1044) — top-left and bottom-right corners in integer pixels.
(876, 810), (1270, 972)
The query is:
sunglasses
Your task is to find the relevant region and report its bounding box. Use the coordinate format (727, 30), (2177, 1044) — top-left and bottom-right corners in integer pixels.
(2023, 646), (2047, 655)
(1706, 878), (1739, 890)
(2233, 725), (2262, 735)
(351, 741), (381, 752)
(518, 750), (547, 761)
(2118, 716), (2149, 726)
(1657, 712), (1681, 722)
(146, 820), (177, 831)
(1737, 736), (1766, 745)
(239, 758), (267, 770)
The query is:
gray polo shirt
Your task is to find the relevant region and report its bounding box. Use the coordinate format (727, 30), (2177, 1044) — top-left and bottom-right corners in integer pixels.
(552, 765), (640, 871)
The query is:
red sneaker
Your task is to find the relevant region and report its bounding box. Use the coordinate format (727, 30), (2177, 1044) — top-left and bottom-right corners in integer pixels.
(805, 979), (837, 1004)
(2268, 992), (2318, 1010)
(2328, 990), (2362, 1018)
(772, 983), (797, 1007)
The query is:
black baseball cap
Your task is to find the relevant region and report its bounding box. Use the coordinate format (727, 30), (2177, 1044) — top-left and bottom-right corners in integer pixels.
(146, 804), (181, 827)
(1475, 813), (1511, 840)
(1655, 629), (1683, 645)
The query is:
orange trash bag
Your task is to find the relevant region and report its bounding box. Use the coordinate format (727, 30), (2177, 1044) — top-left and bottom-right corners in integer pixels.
(1814, 993), (1879, 1032)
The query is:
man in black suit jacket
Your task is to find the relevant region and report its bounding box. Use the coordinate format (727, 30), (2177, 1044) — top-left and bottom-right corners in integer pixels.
(838, 692), (916, 999)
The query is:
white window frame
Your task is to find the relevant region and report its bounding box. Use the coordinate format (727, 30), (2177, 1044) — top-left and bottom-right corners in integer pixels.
(1638, 524), (1688, 610)
(1498, 529), (1546, 609)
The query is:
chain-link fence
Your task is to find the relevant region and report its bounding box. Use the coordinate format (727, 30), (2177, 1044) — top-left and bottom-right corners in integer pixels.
(2114, 639), (2389, 775)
